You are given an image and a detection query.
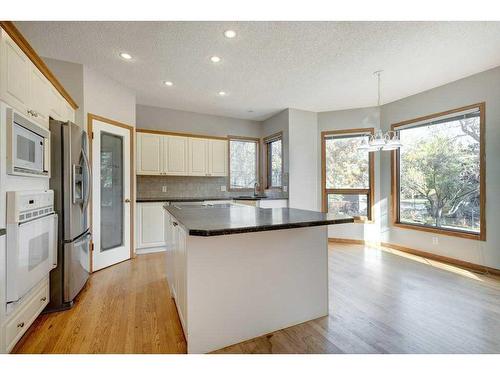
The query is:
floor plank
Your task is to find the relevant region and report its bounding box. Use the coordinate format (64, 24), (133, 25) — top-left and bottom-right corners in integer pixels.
(13, 244), (500, 354)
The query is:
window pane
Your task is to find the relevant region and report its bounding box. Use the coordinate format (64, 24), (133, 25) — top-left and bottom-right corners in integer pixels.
(100, 132), (124, 251)
(399, 113), (480, 233)
(230, 139), (257, 189)
(327, 194), (368, 217)
(269, 139), (282, 187)
(325, 135), (369, 189)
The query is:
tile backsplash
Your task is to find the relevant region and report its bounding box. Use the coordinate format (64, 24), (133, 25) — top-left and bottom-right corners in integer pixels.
(137, 175), (288, 199)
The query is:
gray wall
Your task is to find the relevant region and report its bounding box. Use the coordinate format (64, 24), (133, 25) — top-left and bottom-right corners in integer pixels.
(288, 108), (320, 211)
(317, 107), (381, 240)
(43, 58), (85, 126)
(261, 109), (289, 192)
(379, 65), (500, 269)
(136, 104), (261, 138)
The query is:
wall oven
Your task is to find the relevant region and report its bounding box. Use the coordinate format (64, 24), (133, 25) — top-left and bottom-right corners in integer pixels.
(6, 107), (50, 177)
(6, 190), (58, 303)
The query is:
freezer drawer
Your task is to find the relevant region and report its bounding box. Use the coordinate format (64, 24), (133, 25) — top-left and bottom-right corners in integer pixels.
(64, 231), (91, 302)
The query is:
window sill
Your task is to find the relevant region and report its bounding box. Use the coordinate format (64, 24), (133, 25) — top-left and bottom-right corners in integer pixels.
(353, 216), (374, 224)
(393, 222), (484, 241)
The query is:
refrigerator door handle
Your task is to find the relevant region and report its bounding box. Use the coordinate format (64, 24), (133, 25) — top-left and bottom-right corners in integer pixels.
(82, 147), (92, 213)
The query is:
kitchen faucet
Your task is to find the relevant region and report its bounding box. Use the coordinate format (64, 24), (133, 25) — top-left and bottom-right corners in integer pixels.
(254, 182), (260, 196)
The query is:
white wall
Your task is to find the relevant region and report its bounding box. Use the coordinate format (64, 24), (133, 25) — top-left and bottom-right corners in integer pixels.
(317, 107), (382, 241)
(84, 66), (136, 127)
(136, 104), (260, 138)
(288, 109), (319, 211)
(380, 65), (500, 269)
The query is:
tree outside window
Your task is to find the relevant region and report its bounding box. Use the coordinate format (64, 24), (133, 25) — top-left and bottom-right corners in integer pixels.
(396, 108), (482, 235)
(229, 138), (259, 190)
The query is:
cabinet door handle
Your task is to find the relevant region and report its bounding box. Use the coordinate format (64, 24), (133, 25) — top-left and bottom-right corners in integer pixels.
(172, 222), (178, 227)
(40, 297), (47, 302)
(17, 322), (25, 328)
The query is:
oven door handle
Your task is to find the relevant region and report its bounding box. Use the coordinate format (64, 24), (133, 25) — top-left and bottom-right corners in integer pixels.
(82, 148), (92, 213)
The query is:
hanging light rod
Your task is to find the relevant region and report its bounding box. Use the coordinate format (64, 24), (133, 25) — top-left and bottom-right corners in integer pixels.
(358, 70), (403, 152)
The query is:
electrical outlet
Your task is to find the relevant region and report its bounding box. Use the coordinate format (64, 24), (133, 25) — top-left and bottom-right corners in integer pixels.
(220, 185), (227, 192)
(162, 186), (167, 193)
(432, 237), (438, 245)
(283, 186), (288, 192)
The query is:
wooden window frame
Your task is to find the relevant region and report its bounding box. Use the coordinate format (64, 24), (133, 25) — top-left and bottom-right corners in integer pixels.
(321, 128), (375, 222)
(227, 136), (261, 192)
(263, 131), (283, 190)
(391, 102), (486, 241)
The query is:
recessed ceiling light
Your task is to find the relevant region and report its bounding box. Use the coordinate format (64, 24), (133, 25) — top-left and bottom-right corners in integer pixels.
(210, 56), (221, 63)
(218, 91), (227, 96)
(224, 30), (236, 39)
(119, 52), (132, 60)
(163, 81), (173, 86)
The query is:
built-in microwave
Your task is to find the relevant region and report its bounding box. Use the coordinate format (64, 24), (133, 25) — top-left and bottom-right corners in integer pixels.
(6, 107), (50, 177)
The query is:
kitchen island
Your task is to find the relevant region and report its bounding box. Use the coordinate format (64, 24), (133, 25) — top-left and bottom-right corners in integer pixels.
(163, 203), (353, 353)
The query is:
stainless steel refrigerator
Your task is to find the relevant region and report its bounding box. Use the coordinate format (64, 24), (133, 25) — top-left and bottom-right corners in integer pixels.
(45, 119), (92, 312)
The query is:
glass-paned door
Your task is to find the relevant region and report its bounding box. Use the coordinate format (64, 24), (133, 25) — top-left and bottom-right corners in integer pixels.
(91, 119), (131, 271)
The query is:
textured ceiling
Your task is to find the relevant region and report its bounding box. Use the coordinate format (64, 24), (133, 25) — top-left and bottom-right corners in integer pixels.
(15, 21), (500, 120)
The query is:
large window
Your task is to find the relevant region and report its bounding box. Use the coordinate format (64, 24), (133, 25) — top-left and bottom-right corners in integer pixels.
(321, 129), (374, 220)
(228, 137), (259, 190)
(264, 132), (283, 189)
(392, 103), (485, 240)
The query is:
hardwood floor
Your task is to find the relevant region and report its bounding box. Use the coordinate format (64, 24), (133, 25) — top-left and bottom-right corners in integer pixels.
(13, 252), (186, 354)
(13, 244), (500, 354)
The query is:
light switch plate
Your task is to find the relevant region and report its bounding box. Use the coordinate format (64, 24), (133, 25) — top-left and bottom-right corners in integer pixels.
(220, 185), (227, 192)
(162, 186), (167, 193)
(283, 186), (288, 192)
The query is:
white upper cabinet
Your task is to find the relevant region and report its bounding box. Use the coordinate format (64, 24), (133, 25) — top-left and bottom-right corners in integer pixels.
(136, 131), (228, 177)
(28, 63), (50, 127)
(0, 30), (30, 113)
(164, 135), (188, 175)
(137, 132), (163, 175)
(208, 139), (228, 176)
(48, 86), (63, 121)
(188, 138), (208, 176)
(62, 100), (75, 123)
(0, 27), (76, 125)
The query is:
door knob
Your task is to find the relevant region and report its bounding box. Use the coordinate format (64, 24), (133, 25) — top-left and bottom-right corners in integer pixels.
(124, 199), (131, 203)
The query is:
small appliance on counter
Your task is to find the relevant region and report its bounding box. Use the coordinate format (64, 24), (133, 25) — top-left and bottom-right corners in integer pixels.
(45, 119), (91, 312)
(6, 190), (57, 303)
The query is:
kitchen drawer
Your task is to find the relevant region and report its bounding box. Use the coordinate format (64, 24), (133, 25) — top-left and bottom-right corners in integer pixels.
(5, 278), (49, 352)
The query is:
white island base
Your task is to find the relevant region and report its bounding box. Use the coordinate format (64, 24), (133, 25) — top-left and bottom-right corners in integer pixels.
(165, 218), (329, 353)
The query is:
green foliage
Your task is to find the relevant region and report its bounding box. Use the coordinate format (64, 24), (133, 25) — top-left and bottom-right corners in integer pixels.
(400, 119), (480, 229)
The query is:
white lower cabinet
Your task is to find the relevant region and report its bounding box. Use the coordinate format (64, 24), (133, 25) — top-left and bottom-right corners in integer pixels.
(164, 212), (187, 332)
(2, 276), (49, 353)
(136, 202), (166, 253)
(233, 199), (288, 208)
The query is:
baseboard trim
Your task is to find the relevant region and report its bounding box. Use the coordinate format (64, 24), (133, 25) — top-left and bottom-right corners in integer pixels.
(135, 247), (166, 255)
(328, 238), (500, 276)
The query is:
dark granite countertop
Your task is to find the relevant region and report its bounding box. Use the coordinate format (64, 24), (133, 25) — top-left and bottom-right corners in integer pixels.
(164, 204), (353, 236)
(0, 228), (6, 236)
(137, 196), (288, 203)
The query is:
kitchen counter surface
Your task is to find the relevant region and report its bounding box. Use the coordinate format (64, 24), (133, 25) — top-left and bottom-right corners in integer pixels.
(164, 204), (352, 236)
(137, 196), (288, 203)
(0, 228), (5, 236)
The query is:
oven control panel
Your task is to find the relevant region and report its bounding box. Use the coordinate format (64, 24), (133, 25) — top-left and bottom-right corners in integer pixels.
(6, 190), (54, 223)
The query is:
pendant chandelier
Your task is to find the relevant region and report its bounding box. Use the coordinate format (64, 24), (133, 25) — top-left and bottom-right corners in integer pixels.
(358, 71), (402, 152)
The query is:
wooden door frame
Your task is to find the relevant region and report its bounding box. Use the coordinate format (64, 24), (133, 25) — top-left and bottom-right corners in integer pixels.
(87, 113), (135, 273)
